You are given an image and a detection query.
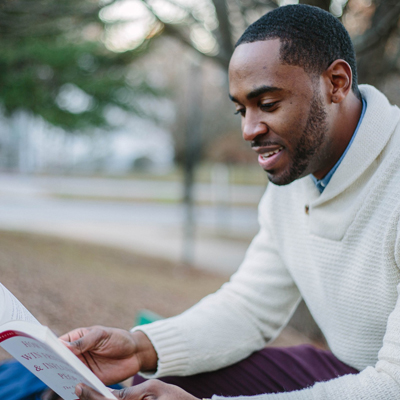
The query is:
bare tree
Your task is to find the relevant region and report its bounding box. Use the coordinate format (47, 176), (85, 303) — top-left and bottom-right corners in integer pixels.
(355, 0), (400, 86)
(141, 0), (400, 91)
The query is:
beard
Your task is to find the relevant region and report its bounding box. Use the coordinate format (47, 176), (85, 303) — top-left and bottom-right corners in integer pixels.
(268, 91), (328, 186)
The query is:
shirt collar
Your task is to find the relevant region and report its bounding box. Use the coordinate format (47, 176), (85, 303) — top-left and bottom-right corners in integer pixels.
(311, 97), (367, 193)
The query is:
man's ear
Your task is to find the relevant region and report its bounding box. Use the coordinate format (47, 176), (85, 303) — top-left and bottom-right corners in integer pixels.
(323, 59), (353, 104)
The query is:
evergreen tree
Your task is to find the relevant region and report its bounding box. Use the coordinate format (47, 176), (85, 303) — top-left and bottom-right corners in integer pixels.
(0, 0), (158, 130)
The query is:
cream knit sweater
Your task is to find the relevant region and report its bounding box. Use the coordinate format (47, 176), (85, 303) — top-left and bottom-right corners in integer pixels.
(133, 85), (400, 399)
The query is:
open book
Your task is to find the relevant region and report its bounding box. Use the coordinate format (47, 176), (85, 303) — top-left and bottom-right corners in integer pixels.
(0, 283), (117, 400)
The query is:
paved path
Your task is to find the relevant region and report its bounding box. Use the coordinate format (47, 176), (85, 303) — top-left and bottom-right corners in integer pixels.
(0, 174), (265, 204)
(0, 174), (266, 275)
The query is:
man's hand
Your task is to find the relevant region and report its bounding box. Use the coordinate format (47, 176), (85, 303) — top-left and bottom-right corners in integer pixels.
(75, 381), (201, 400)
(60, 326), (158, 385)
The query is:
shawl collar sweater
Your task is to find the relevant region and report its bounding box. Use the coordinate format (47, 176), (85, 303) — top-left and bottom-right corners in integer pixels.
(134, 85), (400, 399)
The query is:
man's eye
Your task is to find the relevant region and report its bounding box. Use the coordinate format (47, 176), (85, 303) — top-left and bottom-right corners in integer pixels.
(260, 102), (277, 110)
(234, 109), (245, 116)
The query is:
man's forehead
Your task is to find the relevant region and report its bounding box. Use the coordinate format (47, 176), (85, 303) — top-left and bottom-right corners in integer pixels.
(228, 39), (285, 93)
(229, 39), (313, 101)
(229, 39), (282, 72)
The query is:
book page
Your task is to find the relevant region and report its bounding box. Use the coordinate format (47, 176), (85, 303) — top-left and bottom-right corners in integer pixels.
(0, 327), (116, 400)
(0, 283), (40, 326)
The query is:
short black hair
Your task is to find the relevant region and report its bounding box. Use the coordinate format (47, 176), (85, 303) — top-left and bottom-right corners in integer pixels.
(236, 4), (360, 99)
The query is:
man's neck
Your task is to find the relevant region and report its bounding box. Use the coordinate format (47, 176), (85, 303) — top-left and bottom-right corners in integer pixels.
(312, 96), (366, 193)
(313, 92), (363, 181)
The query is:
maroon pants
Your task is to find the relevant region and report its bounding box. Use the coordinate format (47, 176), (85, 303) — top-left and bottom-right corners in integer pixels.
(132, 345), (359, 398)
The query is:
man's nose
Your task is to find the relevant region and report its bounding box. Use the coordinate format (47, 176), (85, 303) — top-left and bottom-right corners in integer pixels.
(242, 114), (268, 141)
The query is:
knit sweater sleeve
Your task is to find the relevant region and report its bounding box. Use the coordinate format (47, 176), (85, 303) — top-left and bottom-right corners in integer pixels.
(131, 190), (301, 378)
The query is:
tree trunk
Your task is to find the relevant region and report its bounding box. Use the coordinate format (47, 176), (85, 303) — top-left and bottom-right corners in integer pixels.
(356, 0), (400, 86)
(182, 59), (203, 266)
(211, 0), (234, 68)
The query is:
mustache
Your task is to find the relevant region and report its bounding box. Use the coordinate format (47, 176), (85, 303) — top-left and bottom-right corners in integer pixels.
(251, 139), (281, 148)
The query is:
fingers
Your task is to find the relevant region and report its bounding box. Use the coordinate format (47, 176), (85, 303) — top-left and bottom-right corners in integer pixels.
(76, 384), (138, 400)
(76, 381), (200, 400)
(76, 382), (158, 400)
(58, 339), (77, 354)
(75, 384), (106, 400)
(59, 328), (89, 356)
(59, 328), (88, 343)
(61, 327), (108, 355)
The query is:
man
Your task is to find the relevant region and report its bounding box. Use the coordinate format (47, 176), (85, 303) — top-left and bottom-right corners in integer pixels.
(64, 4), (400, 400)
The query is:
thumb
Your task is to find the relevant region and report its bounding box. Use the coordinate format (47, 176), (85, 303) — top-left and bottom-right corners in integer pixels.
(110, 387), (145, 399)
(59, 339), (77, 351)
(59, 338), (83, 356)
(75, 384), (105, 400)
(110, 389), (126, 399)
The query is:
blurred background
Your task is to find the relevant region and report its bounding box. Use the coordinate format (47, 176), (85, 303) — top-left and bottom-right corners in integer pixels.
(1, 0), (400, 357)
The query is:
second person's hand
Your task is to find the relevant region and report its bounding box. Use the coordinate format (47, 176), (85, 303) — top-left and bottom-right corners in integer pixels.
(75, 380), (201, 400)
(60, 326), (158, 385)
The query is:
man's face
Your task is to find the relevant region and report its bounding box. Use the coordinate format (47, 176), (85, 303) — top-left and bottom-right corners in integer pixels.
(229, 39), (332, 185)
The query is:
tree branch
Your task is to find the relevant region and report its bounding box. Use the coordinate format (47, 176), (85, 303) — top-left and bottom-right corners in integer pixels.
(211, 0), (234, 60)
(141, 0), (231, 68)
(161, 22), (229, 67)
(353, 1), (400, 55)
(233, 0), (278, 27)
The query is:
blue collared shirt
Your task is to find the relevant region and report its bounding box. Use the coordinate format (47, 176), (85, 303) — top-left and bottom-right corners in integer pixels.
(311, 98), (367, 193)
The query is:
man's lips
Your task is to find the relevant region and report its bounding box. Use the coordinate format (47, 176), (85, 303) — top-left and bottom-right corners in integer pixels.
(255, 145), (284, 157)
(252, 145), (285, 170)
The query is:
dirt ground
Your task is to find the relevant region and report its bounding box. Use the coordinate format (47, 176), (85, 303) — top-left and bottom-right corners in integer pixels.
(0, 230), (230, 360)
(0, 230), (317, 363)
